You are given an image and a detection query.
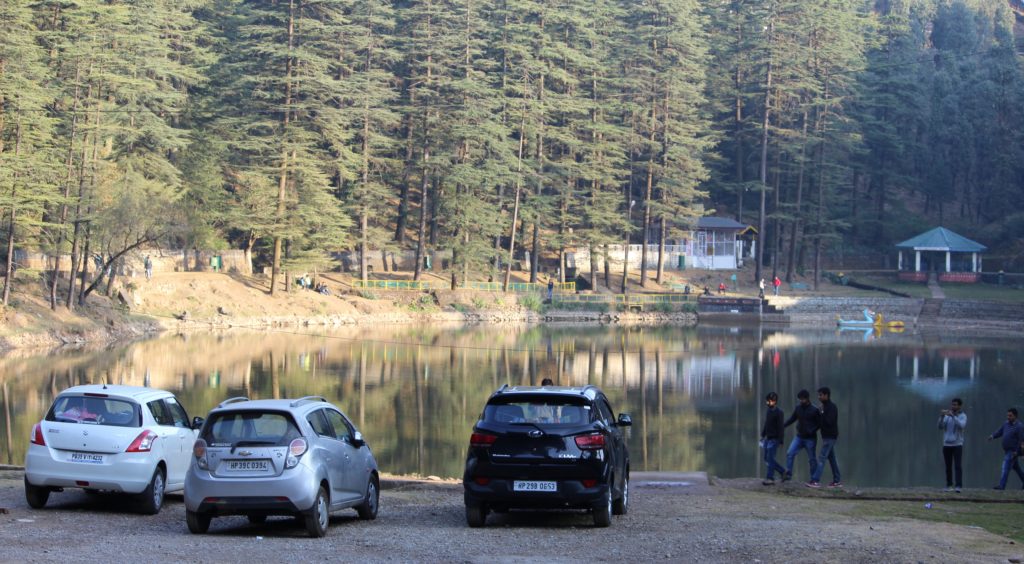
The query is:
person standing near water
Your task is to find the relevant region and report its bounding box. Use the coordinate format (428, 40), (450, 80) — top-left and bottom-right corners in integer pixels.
(988, 407), (1024, 490)
(761, 392), (787, 485)
(807, 387), (841, 488)
(783, 389), (820, 482)
(938, 398), (967, 492)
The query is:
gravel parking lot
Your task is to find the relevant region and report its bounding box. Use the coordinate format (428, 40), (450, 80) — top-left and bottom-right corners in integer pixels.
(0, 469), (1019, 563)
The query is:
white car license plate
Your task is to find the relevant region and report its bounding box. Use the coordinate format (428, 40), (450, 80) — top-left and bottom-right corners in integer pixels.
(513, 481), (557, 492)
(70, 452), (104, 464)
(226, 460), (270, 472)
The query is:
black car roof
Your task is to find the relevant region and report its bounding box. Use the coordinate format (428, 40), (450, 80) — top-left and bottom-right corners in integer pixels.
(488, 384), (602, 401)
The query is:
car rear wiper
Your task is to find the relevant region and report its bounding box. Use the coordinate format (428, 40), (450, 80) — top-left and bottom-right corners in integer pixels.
(230, 440), (277, 453)
(509, 422), (546, 435)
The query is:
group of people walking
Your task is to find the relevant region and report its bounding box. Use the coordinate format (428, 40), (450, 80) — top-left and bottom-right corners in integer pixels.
(760, 387), (841, 488)
(939, 399), (1024, 491)
(760, 390), (1024, 490)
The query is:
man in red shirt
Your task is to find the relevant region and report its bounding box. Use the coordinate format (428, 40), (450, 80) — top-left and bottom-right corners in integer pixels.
(772, 275), (781, 296)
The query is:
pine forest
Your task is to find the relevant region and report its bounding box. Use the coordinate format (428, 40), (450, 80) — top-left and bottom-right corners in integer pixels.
(2, 0), (1024, 305)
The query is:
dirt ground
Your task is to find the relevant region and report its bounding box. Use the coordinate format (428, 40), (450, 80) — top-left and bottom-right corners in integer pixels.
(0, 469), (1020, 563)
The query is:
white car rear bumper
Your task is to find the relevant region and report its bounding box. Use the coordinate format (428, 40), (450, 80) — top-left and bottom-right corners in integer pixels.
(25, 444), (159, 494)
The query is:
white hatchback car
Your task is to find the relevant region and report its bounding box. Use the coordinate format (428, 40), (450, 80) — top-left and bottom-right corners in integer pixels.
(24, 385), (201, 514)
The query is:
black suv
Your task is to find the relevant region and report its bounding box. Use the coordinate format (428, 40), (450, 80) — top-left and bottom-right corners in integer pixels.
(462, 384), (631, 527)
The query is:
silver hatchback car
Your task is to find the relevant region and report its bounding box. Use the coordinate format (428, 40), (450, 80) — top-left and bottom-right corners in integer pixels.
(184, 396), (379, 537)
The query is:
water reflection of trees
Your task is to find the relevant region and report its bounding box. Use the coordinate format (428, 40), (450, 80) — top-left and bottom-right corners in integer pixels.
(0, 327), (1019, 485)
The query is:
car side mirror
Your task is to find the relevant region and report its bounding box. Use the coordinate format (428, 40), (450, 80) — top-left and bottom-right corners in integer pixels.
(617, 414), (632, 427)
(349, 431), (366, 448)
(192, 416), (205, 430)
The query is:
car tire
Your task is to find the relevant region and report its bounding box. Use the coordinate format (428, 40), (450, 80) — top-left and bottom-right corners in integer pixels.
(593, 484), (612, 527)
(186, 510), (211, 534)
(304, 487), (329, 538)
(465, 503), (488, 528)
(356, 477), (379, 520)
(612, 473), (629, 516)
(247, 515), (267, 525)
(138, 467), (166, 515)
(24, 478), (49, 509)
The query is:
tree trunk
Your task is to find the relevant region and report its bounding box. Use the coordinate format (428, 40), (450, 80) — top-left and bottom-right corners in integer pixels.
(271, 0), (297, 297)
(756, 19), (774, 286)
(530, 73), (545, 284)
(640, 100), (656, 287)
(502, 107), (527, 292)
(395, 114), (414, 243)
(51, 63), (82, 310)
(413, 146), (429, 282)
(2, 112), (23, 305)
(813, 75), (830, 290)
(786, 110), (809, 283)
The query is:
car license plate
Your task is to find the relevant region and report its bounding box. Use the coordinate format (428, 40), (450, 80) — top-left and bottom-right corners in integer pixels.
(226, 460), (270, 472)
(513, 481), (557, 492)
(70, 452), (104, 464)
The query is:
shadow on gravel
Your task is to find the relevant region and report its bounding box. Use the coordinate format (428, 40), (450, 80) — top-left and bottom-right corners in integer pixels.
(32, 490), (185, 514)
(481, 509), (600, 529)
(202, 514), (364, 538)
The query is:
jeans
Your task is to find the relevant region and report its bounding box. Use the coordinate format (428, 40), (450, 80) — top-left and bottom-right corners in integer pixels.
(943, 445), (963, 488)
(763, 439), (787, 480)
(811, 438), (841, 483)
(786, 437), (818, 478)
(997, 450), (1024, 489)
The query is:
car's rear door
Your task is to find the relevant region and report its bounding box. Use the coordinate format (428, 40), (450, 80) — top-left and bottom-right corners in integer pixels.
(306, 409), (351, 503)
(161, 397), (196, 487)
(324, 409), (366, 502)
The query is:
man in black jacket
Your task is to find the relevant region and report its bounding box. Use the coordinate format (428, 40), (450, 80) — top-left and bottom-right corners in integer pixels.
(783, 389), (820, 482)
(761, 392), (787, 485)
(808, 387), (841, 488)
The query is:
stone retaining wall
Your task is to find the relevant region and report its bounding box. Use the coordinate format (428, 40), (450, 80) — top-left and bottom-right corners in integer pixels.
(763, 296), (923, 325)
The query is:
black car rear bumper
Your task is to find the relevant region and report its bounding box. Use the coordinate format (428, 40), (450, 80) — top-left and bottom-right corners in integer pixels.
(464, 478), (608, 510)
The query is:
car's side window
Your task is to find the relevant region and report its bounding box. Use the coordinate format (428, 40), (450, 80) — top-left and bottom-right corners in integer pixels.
(325, 410), (353, 442)
(164, 398), (191, 428)
(148, 399), (174, 426)
(306, 410), (334, 438)
(598, 398), (615, 423)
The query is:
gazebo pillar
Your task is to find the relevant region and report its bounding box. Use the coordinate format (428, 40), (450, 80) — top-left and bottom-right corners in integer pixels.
(945, 251), (951, 273)
(898, 252), (903, 271)
(972, 252), (977, 273)
(915, 251), (921, 272)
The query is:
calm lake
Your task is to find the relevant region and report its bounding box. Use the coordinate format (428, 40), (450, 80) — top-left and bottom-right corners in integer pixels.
(3, 324), (1022, 488)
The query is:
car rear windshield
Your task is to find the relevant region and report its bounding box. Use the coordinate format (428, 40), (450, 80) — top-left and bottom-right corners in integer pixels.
(483, 395), (592, 425)
(201, 411), (301, 447)
(45, 395), (141, 428)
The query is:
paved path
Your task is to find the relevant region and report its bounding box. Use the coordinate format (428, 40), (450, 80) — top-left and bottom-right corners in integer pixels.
(927, 273), (946, 299)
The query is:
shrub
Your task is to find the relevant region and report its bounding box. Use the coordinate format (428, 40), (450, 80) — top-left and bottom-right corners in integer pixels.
(472, 298), (487, 309)
(519, 294), (543, 312)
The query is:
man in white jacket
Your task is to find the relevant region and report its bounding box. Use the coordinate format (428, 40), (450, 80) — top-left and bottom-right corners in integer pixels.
(939, 398), (967, 492)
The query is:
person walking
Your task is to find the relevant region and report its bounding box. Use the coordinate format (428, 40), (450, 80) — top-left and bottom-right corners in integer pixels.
(546, 279), (554, 301)
(761, 392), (787, 485)
(772, 275), (781, 296)
(758, 278), (765, 299)
(783, 389), (820, 482)
(144, 255), (153, 280)
(807, 387), (841, 488)
(988, 407), (1024, 490)
(939, 398), (967, 492)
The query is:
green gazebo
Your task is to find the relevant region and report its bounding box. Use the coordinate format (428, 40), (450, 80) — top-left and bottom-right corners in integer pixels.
(895, 227), (986, 283)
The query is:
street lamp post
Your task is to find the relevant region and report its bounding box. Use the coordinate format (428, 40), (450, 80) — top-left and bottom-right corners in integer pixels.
(621, 199), (636, 293)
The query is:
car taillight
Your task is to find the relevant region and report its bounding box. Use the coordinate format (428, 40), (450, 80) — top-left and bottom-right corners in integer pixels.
(193, 439), (208, 470)
(470, 433), (497, 448)
(581, 479), (599, 488)
(286, 438), (307, 469)
(474, 477), (491, 486)
(30, 423), (45, 446)
(574, 433), (605, 450)
(126, 430), (158, 452)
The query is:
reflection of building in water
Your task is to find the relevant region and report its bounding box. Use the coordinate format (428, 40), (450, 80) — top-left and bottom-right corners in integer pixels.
(895, 348), (979, 401)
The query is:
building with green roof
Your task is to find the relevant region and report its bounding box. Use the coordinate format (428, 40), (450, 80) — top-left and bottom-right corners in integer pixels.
(895, 227), (987, 283)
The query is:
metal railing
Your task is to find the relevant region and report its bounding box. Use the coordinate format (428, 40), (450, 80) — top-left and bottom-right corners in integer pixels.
(552, 293), (692, 306)
(353, 280), (576, 293)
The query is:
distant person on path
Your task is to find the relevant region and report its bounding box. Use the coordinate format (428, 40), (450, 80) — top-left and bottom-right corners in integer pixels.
(939, 398), (967, 492)
(807, 387), (841, 488)
(718, 281), (726, 294)
(144, 255), (153, 280)
(761, 392), (787, 485)
(988, 407), (1024, 490)
(547, 279), (554, 301)
(758, 278), (765, 299)
(783, 389), (820, 482)
(773, 275), (781, 296)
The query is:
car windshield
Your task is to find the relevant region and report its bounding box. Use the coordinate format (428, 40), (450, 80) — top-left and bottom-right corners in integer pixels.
(483, 396), (591, 425)
(201, 411), (301, 447)
(45, 395), (141, 427)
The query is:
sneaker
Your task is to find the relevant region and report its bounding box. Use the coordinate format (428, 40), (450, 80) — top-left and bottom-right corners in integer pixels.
(943, 486), (954, 492)
(805, 481), (821, 489)
(955, 487), (961, 493)
(762, 479), (775, 486)
(828, 481), (843, 488)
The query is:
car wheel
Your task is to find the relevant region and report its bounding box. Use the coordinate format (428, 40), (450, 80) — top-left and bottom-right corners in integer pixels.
(186, 510), (211, 534)
(304, 487), (329, 538)
(24, 478), (49, 509)
(466, 503), (488, 528)
(593, 484), (612, 527)
(356, 477), (379, 520)
(612, 474), (629, 516)
(138, 467), (166, 515)
(247, 515), (267, 525)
